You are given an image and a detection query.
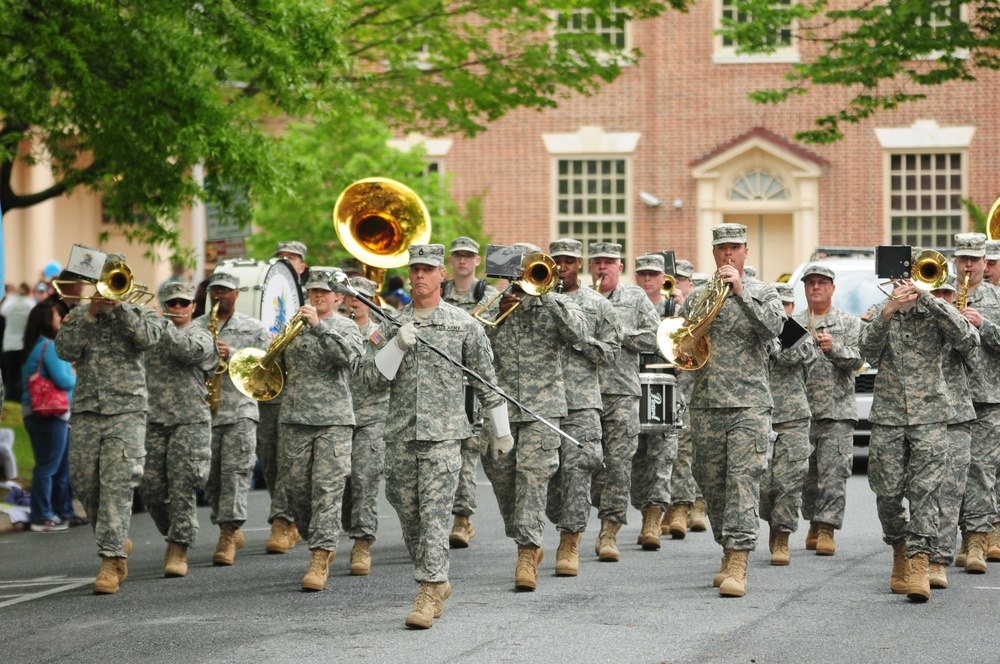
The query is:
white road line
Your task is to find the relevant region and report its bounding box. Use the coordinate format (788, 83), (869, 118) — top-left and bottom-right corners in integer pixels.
(0, 577), (93, 608)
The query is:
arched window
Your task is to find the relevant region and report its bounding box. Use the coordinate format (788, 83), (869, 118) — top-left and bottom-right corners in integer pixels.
(728, 168), (788, 201)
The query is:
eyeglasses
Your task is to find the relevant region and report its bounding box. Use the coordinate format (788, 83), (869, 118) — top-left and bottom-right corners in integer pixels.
(165, 299), (193, 308)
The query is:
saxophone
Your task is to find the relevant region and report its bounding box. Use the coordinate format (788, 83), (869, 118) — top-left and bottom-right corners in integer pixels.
(205, 301), (227, 413)
(955, 270), (971, 311)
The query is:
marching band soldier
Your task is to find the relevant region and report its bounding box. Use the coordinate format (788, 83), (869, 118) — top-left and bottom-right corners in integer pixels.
(360, 244), (510, 629)
(441, 236), (498, 548)
(483, 241), (588, 590)
(631, 253), (679, 550)
(793, 264), (864, 556)
(859, 270), (978, 601)
(141, 282), (220, 578)
(589, 242), (659, 562)
(545, 238), (622, 576)
(56, 253), (164, 594)
(984, 240), (1000, 287)
(261, 240), (309, 554)
(762, 283), (817, 566)
(345, 276), (390, 575)
(951, 232), (1000, 574)
(279, 267), (363, 591)
(192, 271), (271, 566)
(683, 224), (783, 598)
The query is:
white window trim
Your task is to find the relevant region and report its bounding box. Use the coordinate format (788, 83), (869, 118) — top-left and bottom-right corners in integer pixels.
(542, 126), (640, 156)
(880, 147), (969, 245)
(713, 0), (800, 64)
(387, 133), (454, 158)
(874, 120), (975, 150)
(549, 7), (634, 67)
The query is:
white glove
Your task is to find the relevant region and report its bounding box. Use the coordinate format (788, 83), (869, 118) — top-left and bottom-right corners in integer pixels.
(374, 339), (406, 380)
(396, 322), (418, 350)
(492, 433), (514, 460)
(486, 403), (514, 459)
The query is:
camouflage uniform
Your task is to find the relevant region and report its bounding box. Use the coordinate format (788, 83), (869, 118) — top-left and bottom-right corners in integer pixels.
(482, 291), (587, 546)
(545, 286), (622, 533)
(592, 282), (660, 524)
(258, 399), (294, 525)
(669, 371), (698, 506)
(347, 318), (390, 540)
(793, 307), (864, 531)
(192, 311), (270, 526)
(360, 300), (503, 583)
(686, 279), (784, 550)
(141, 319), (219, 547)
(860, 293), (979, 556)
(442, 277), (498, 520)
(57, 302), (164, 558)
(761, 337), (817, 533)
(279, 313), (362, 551)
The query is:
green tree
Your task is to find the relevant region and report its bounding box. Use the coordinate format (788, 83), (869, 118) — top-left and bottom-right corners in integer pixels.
(719, 0), (1000, 143)
(1, 0), (679, 254)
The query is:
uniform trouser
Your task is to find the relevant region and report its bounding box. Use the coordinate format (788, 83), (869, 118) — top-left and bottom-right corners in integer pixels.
(801, 418), (855, 529)
(690, 406), (770, 551)
(384, 438), (461, 584)
(669, 424), (701, 505)
(451, 435), (480, 517)
(280, 423), (352, 551)
(68, 412), (146, 558)
(546, 409), (603, 533)
(591, 395), (640, 524)
(140, 421), (211, 546)
(932, 422), (972, 564)
(348, 419), (386, 541)
(482, 419), (560, 547)
(206, 418), (256, 527)
(760, 418), (810, 533)
(630, 429), (678, 511)
(962, 403), (1000, 532)
(257, 401), (293, 524)
(868, 422), (947, 556)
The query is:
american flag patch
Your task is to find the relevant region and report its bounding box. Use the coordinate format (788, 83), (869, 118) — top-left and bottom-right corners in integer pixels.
(369, 329), (384, 345)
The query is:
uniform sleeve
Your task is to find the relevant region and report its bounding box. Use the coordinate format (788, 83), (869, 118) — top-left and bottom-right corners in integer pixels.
(54, 306), (92, 362)
(622, 294), (659, 353)
(541, 293), (589, 348)
(859, 303), (889, 366)
(578, 302), (622, 369)
(111, 303), (165, 351)
(976, 291), (1000, 353)
(825, 314), (865, 372)
(358, 320), (397, 390)
(310, 318), (364, 372)
(775, 335), (818, 368)
(463, 321), (504, 411)
(923, 292), (980, 358)
(733, 283), (784, 342)
(162, 324), (220, 374)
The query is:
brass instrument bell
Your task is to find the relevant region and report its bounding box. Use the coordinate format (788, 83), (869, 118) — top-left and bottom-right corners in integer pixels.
(473, 252), (560, 326)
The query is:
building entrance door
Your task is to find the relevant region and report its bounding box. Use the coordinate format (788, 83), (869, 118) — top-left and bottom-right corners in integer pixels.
(727, 213), (795, 283)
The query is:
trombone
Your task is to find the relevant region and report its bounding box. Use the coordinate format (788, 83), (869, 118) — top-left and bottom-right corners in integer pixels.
(52, 258), (155, 305)
(661, 274), (676, 297)
(877, 249), (948, 299)
(472, 252), (559, 326)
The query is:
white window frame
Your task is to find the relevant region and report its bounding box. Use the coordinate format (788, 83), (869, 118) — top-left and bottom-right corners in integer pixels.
(551, 5), (633, 66)
(713, 0), (800, 64)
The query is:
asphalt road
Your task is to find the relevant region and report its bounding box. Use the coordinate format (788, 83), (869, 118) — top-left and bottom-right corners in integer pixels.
(3, 470), (997, 664)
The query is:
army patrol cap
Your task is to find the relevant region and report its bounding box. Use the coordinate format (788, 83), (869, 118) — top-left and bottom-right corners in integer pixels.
(675, 260), (694, 278)
(773, 282), (795, 303)
(408, 244), (446, 267)
(800, 264), (836, 282)
(450, 237), (480, 254)
(339, 257), (364, 275)
(106, 252), (126, 263)
(207, 271), (240, 290)
(549, 238), (583, 258)
(712, 223), (748, 246)
(275, 241), (307, 258)
(954, 232), (987, 258)
(589, 242), (623, 260)
(986, 240), (1000, 261)
(512, 242), (542, 254)
(303, 266), (341, 291)
(635, 254), (665, 273)
(349, 276), (378, 298)
(162, 281), (197, 302)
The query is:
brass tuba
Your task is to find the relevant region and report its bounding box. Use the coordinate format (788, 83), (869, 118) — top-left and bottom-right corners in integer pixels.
(228, 312), (308, 401)
(472, 252), (559, 326)
(656, 264), (732, 371)
(988, 195), (1000, 242)
(52, 258), (155, 305)
(333, 177), (432, 289)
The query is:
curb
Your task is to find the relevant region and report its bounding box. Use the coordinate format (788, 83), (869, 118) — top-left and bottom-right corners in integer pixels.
(0, 512), (26, 535)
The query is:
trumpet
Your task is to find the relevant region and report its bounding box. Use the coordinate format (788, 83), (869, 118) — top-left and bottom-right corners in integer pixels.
(661, 274), (676, 297)
(52, 258), (155, 305)
(472, 252), (560, 326)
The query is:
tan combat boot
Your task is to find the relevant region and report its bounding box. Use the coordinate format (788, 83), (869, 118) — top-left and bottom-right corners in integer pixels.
(988, 525), (1000, 561)
(213, 523), (246, 566)
(433, 580), (452, 618)
(595, 520), (622, 562)
(713, 550), (733, 588)
(93, 557), (120, 595)
(266, 517), (293, 554)
(719, 549), (748, 597)
(688, 498), (707, 532)
(164, 542), (189, 578)
(928, 561), (949, 589)
(301, 548), (335, 591)
(890, 544), (909, 594)
(288, 522), (302, 545)
(555, 531), (582, 577)
(661, 505), (677, 536)
(805, 522), (819, 550)
(668, 504), (689, 540)
(956, 531), (969, 567)
(815, 523), (836, 556)
(350, 538), (372, 576)
(112, 538), (134, 583)
(514, 544), (544, 591)
(639, 506), (663, 551)
(771, 531), (790, 566)
(907, 553), (931, 602)
(449, 514), (476, 549)
(965, 532), (988, 574)
(405, 582), (438, 629)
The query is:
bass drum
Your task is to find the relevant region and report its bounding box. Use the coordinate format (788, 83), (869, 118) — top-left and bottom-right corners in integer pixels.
(211, 258), (302, 336)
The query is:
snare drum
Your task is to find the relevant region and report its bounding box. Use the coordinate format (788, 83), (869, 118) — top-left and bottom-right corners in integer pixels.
(639, 373), (676, 432)
(212, 259), (303, 336)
